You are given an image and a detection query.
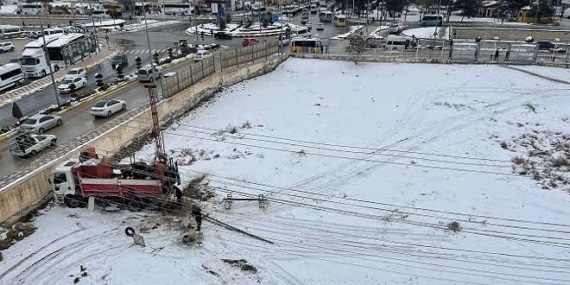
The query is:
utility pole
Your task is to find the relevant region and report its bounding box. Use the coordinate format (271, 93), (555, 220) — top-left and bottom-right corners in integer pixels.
(38, 17), (62, 107)
(142, 0), (155, 66)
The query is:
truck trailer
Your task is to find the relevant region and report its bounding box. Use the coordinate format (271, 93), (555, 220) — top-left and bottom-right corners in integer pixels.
(52, 149), (181, 209)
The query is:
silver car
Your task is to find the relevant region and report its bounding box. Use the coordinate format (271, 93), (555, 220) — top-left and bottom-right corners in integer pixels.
(20, 114), (63, 134)
(137, 65), (162, 82)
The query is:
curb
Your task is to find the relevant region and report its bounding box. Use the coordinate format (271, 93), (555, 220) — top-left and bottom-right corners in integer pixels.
(0, 129), (18, 142)
(54, 80), (135, 115)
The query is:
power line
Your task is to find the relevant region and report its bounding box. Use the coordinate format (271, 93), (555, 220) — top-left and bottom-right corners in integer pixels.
(179, 124), (512, 163)
(93, 195), (570, 285)
(185, 169), (570, 229)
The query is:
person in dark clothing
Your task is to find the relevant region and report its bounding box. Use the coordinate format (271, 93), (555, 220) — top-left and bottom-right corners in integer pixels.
(505, 49), (510, 62)
(192, 205), (202, 231)
(494, 49), (499, 61)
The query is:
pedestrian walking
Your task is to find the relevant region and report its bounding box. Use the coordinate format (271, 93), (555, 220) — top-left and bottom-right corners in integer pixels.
(505, 49), (510, 62)
(494, 49), (500, 61)
(325, 45), (328, 54)
(192, 205), (203, 231)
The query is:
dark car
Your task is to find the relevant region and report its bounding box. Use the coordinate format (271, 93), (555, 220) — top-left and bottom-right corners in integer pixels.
(214, 32), (233, 40)
(537, 41), (555, 50)
(536, 41), (567, 53)
(111, 54), (128, 69)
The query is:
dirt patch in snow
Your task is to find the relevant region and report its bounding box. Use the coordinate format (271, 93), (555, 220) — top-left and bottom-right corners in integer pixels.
(505, 130), (570, 192)
(222, 258), (258, 273)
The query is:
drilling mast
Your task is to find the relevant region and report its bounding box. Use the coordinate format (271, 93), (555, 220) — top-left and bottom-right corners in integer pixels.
(145, 84), (165, 158)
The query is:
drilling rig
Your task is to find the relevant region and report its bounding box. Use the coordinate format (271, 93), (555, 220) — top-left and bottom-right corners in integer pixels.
(51, 85), (182, 208)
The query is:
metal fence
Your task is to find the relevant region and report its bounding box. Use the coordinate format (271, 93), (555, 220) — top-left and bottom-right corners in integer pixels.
(162, 40), (280, 98)
(322, 38), (570, 66)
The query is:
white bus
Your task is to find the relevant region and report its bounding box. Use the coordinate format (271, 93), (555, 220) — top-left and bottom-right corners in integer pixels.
(20, 34), (62, 78)
(20, 3), (44, 15)
(164, 3), (192, 15)
(0, 25), (24, 39)
(46, 33), (97, 65)
(0, 63), (25, 92)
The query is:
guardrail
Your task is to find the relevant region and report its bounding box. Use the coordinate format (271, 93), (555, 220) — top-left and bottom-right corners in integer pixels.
(0, 43), (284, 225)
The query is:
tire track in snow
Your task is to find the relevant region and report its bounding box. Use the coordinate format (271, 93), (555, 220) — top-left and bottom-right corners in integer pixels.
(10, 228), (117, 284)
(0, 229), (84, 282)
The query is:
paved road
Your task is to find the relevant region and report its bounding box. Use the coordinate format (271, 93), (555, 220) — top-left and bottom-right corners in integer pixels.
(0, 15), (349, 179)
(0, 56), (208, 179)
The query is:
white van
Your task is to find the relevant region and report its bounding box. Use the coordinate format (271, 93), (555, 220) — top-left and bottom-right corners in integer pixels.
(137, 65), (162, 82)
(194, 50), (212, 62)
(384, 34), (412, 50)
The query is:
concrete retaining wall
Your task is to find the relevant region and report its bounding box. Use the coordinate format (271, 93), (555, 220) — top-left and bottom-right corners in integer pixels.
(0, 54), (288, 225)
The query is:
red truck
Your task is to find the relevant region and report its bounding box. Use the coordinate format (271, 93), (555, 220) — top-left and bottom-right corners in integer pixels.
(51, 148), (180, 208)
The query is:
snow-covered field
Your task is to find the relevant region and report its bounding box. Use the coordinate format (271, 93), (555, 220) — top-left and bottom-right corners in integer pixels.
(512, 65), (570, 83)
(2, 59), (570, 285)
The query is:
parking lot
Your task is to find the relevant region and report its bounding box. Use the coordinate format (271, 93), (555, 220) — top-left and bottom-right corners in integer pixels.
(0, 38), (29, 64)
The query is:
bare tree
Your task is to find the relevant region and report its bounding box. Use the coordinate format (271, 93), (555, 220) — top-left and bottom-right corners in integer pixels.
(345, 32), (368, 64)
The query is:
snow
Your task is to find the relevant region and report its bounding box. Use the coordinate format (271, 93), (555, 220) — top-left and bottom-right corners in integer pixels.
(330, 25), (364, 39)
(399, 13), (531, 26)
(403, 27), (450, 39)
(2, 59), (570, 285)
(118, 20), (181, 33)
(82, 19), (126, 28)
(510, 65), (570, 83)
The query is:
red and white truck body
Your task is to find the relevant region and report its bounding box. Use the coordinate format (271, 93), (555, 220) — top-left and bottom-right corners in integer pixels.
(52, 157), (171, 208)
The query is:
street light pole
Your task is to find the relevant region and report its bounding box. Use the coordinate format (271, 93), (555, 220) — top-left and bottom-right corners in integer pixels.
(38, 18), (62, 107)
(141, 1), (154, 66)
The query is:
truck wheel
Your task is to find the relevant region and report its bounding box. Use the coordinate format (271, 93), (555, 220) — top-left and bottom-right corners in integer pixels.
(41, 70), (46, 77)
(64, 196), (82, 208)
(54, 65), (60, 72)
(127, 200), (142, 211)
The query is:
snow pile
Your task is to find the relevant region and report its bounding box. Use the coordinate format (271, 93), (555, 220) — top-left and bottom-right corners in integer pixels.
(185, 23), (241, 35)
(82, 19), (126, 28)
(2, 60), (570, 285)
(120, 20), (181, 32)
(330, 25), (364, 40)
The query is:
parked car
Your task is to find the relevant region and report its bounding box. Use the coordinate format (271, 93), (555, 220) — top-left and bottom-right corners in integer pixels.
(23, 31), (41, 39)
(0, 42), (15, 52)
(20, 114), (63, 134)
(58, 77), (87, 93)
(137, 64), (162, 82)
(63, 67), (87, 80)
(242, 38), (259, 47)
(316, 23), (325, 31)
(90, 99), (127, 117)
(10, 133), (57, 158)
(194, 50), (212, 62)
(214, 32), (233, 40)
(111, 54), (128, 69)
